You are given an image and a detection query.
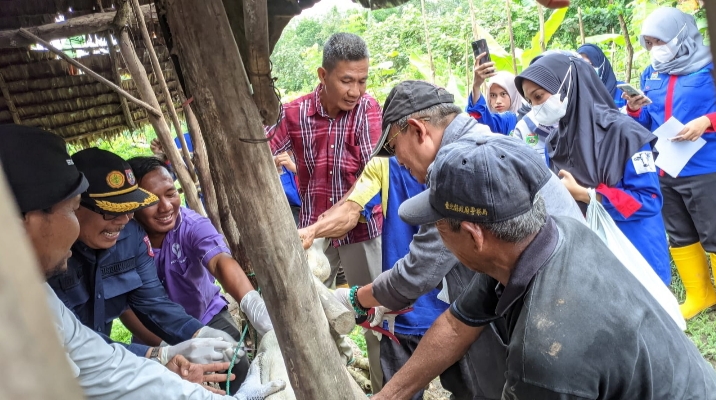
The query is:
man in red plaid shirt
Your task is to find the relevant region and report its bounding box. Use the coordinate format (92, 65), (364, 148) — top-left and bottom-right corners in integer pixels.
(268, 32), (384, 392)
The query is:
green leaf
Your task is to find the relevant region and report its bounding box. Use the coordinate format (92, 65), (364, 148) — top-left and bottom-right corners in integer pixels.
(586, 33), (626, 47)
(529, 7), (568, 53)
(473, 25), (510, 57)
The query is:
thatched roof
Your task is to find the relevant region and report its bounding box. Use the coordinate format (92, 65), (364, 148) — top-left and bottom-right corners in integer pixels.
(0, 41), (182, 145)
(0, 0), (410, 145)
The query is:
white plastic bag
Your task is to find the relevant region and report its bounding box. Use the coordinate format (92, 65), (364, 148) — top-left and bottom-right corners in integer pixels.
(585, 189), (686, 331)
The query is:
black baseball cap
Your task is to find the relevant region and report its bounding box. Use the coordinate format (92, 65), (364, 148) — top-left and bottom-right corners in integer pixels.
(0, 124), (89, 213)
(373, 80), (455, 158)
(72, 148), (158, 215)
(399, 133), (551, 226)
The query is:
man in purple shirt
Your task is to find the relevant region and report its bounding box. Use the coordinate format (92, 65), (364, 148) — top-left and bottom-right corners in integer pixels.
(121, 156), (273, 394)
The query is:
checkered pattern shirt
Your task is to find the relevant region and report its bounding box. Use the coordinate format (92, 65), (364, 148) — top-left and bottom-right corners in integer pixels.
(269, 85), (383, 246)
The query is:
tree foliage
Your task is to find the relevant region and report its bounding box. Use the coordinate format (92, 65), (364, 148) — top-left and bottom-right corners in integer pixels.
(271, 0), (707, 104)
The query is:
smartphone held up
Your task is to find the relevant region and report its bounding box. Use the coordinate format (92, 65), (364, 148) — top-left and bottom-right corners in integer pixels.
(472, 39), (491, 65)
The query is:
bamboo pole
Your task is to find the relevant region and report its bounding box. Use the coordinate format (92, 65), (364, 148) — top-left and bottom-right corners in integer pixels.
(129, 0), (198, 184)
(578, 7), (586, 46)
(538, 5), (546, 52)
(420, 0), (436, 83)
(112, 3), (205, 216)
(0, 72), (21, 124)
(243, 0), (280, 125)
(507, 0), (518, 74)
(155, 0), (363, 397)
(183, 99), (222, 234)
(105, 32), (136, 131)
(617, 13), (633, 83)
(468, 0), (479, 40)
(0, 5), (153, 49)
(17, 28), (162, 118)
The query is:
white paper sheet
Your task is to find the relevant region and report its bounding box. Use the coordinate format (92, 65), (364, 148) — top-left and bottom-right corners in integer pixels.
(653, 117), (706, 177)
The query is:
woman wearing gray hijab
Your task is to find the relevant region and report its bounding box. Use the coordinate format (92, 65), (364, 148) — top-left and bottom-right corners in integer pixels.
(515, 53), (671, 286)
(625, 7), (716, 321)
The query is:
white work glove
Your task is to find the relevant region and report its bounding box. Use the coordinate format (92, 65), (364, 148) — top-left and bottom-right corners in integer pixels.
(332, 288), (355, 316)
(157, 338), (238, 365)
(369, 306), (397, 334)
(195, 326), (238, 345)
(233, 353), (286, 400)
(240, 290), (274, 337)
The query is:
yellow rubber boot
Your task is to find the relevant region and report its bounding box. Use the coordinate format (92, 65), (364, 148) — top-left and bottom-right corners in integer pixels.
(671, 243), (716, 320)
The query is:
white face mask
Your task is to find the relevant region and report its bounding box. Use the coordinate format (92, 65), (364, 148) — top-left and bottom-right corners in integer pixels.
(650, 24), (685, 64)
(532, 67), (572, 126)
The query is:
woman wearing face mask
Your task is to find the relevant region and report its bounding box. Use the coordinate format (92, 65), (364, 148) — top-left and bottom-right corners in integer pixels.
(625, 7), (716, 320)
(577, 43), (626, 108)
(517, 53), (671, 285)
(467, 54), (554, 163)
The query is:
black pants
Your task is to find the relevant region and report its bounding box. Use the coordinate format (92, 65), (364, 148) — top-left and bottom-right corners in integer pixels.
(380, 333), (472, 400)
(207, 308), (250, 395)
(660, 172), (716, 252)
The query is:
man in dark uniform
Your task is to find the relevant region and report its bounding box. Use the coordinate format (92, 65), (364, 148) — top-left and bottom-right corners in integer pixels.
(48, 148), (249, 390)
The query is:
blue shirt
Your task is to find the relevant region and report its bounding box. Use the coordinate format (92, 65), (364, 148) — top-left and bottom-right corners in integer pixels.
(630, 63), (716, 177)
(48, 220), (204, 356)
(465, 93), (517, 135)
(613, 81), (627, 108)
(599, 144), (671, 285)
(382, 158), (448, 335)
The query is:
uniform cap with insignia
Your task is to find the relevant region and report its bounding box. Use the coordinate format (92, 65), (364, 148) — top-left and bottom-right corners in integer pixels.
(0, 124), (89, 213)
(72, 148), (158, 215)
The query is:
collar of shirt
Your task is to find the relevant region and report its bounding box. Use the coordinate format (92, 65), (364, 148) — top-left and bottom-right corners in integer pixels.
(308, 84), (330, 118)
(494, 216), (559, 317)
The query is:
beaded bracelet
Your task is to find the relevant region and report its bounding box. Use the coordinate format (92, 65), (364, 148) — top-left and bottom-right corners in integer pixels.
(349, 285), (369, 316)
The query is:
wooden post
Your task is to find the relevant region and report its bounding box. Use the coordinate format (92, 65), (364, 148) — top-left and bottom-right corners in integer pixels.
(156, 0), (363, 398)
(0, 168), (85, 399)
(507, 0), (518, 74)
(129, 0), (198, 184)
(420, 0), (436, 84)
(112, 4), (205, 216)
(243, 0), (280, 125)
(0, 72), (21, 124)
(538, 5), (546, 52)
(105, 32), (136, 131)
(17, 28), (162, 118)
(183, 99), (222, 234)
(578, 7), (586, 46)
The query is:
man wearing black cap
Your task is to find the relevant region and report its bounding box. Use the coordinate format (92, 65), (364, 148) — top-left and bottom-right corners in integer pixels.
(47, 148), (249, 378)
(374, 132), (716, 399)
(0, 124), (285, 399)
(335, 80), (584, 399)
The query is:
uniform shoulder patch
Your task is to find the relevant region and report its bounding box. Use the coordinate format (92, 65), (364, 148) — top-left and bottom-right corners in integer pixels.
(143, 236), (154, 257)
(631, 151), (656, 175)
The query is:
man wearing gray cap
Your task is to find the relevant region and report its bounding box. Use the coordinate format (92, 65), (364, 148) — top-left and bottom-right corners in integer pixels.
(374, 132), (716, 399)
(335, 80), (584, 399)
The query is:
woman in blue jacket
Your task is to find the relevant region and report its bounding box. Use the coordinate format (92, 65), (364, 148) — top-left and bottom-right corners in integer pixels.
(516, 53), (671, 285)
(577, 43), (626, 108)
(625, 7), (716, 320)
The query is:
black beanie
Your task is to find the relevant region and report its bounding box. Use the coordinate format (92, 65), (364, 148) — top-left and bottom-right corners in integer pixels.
(0, 124), (88, 213)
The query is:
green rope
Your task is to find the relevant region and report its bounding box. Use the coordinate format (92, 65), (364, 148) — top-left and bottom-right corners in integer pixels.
(226, 322), (250, 394)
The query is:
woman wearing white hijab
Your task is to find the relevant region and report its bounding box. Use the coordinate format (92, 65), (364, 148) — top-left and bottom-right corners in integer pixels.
(625, 7), (716, 320)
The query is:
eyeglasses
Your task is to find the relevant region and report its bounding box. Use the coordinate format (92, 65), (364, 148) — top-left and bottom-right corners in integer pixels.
(81, 203), (134, 221)
(383, 123), (408, 156)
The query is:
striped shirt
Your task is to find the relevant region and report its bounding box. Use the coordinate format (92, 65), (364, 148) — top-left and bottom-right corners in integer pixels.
(268, 85), (383, 246)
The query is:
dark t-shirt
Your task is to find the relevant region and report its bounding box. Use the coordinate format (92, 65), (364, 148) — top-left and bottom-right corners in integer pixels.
(451, 216), (716, 399)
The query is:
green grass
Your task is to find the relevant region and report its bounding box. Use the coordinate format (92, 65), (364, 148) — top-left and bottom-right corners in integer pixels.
(670, 263), (716, 368)
(349, 326), (368, 356)
(110, 319), (132, 345)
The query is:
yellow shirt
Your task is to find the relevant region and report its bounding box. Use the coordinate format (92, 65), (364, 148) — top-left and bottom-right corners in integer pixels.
(347, 157), (390, 218)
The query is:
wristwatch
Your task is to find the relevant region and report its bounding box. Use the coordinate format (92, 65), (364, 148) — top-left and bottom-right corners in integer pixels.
(149, 346), (161, 363)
